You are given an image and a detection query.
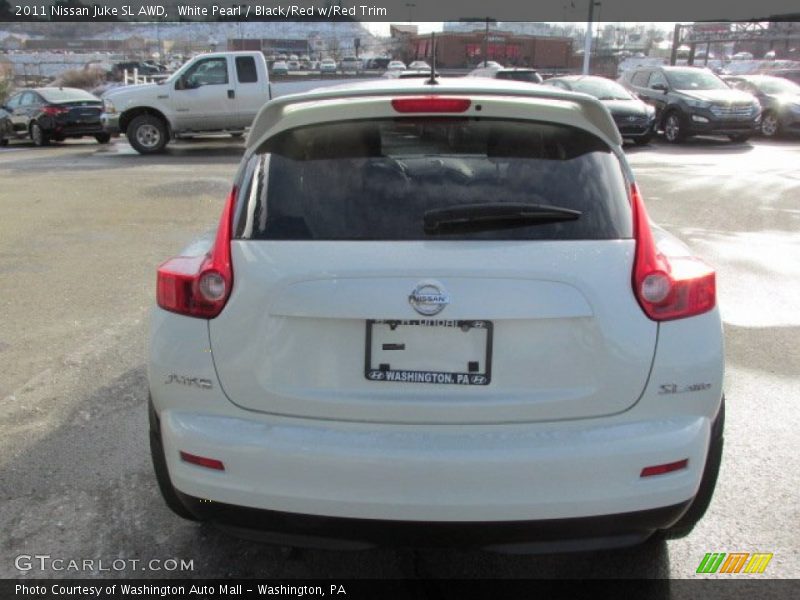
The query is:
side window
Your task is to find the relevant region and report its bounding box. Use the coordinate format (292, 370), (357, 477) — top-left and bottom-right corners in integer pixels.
(5, 94), (22, 109)
(184, 58), (229, 87)
(20, 92), (38, 107)
(630, 71), (650, 87)
(648, 71), (668, 89)
(236, 56), (258, 84)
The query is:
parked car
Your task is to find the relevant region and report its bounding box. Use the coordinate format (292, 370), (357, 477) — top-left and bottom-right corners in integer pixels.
(723, 74), (800, 137)
(339, 57), (362, 73)
(271, 61), (289, 75)
(408, 61), (431, 70)
(387, 60), (406, 71)
(101, 52), (272, 154)
(468, 66), (543, 84)
(112, 61), (162, 80)
(149, 78), (724, 550)
(0, 106), (12, 146)
(287, 60), (300, 71)
(543, 75), (656, 144)
(364, 57), (391, 70)
(2, 87), (109, 146)
(319, 58), (337, 74)
(383, 70), (440, 80)
(620, 66), (761, 143)
(764, 68), (800, 86)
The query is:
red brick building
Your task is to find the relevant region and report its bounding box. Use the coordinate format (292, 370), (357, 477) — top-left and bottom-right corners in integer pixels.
(407, 31), (573, 69)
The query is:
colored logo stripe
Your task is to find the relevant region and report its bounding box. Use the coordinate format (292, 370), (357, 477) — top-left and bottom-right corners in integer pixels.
(697, 553), (726, 574)
(719, 553), (749, 573)
(696, 552), (773, 574)
(744, 553), (773, 574)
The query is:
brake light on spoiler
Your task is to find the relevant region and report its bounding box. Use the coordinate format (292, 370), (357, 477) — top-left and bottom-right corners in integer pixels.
(391, 97), (471, 113)
(156, 187), (237, 318)
(631, 184), (716, 321)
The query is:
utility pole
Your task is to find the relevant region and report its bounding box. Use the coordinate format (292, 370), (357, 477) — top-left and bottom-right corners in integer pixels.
(582, 1), (600, 75)
(483, 17), (489, 66)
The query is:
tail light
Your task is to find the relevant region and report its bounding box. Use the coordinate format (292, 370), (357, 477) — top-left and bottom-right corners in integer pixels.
(631, 184), (716, 321)
(41, 105), (68, 117)
(156, 187), (237, 318)
(391, 97), (471, 113)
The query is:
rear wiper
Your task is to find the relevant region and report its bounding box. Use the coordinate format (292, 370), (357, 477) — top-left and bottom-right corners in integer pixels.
(423, 202), (581, 235)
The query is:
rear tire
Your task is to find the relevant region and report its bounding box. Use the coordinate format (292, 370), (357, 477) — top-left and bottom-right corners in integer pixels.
(659, 399), (725, 540)
(30, 122), (50, 147)
(662, 111), (686, 143)
(728, 134), (750, 143)
(95, 132), (111, 144)
(0, 137), (8, 147)
(127, 114), (168, 154)
(149, 396), (198, 521)
(633, 133), (654, 146)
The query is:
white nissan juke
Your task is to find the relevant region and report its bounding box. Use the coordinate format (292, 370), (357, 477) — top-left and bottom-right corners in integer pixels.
(148, 79), (724, 552)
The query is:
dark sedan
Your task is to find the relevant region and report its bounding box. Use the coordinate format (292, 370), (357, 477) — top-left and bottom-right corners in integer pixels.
(2, 87), (109, 146)
(542, 75), (656, 144)
(0, 106), (11, 146)
(723, 74), (800, 137)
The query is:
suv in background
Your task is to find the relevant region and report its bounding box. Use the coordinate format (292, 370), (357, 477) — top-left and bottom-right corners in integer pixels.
(620, 66), (760, 143)
(469, 65), (543, 84)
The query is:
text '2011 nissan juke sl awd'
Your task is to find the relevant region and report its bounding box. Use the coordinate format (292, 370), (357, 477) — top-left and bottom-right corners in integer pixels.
(148, 78), (725, 552)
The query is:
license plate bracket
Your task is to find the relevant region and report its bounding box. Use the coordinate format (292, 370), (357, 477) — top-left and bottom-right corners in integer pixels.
(365, 319), (493, 385)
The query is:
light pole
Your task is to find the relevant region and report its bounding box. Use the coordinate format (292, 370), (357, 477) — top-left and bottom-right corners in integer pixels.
(405, 3), (415, 24)
(582, 1), (601, 75)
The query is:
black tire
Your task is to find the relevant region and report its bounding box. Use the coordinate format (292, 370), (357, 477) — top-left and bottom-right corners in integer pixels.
(127, 114), (168, 154)
(662, 111), (687, 143)
(659, 398), (725, 540)
(30, 122), (50, 147)
(148, 396), (198, 521)
(759, 111), (781, 138)
(95, 132), (111, 144)
(728, 134), (750, 143)
(0, 137), (8, 147)
(634, 132), (654, 146)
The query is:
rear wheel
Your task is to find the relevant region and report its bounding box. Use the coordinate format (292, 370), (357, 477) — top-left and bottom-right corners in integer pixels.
(663, 112), (686, 143)
(95, 132), (111, 144)
(728, 134), (750, 143)
(30, 122), (50, 147)
(659, 398), (725, 540)
(633, 132), (654, 146)
(759, 111), (781, 137)
(148, 396), (198, 521)
(0, 136), (8, 147)
(127, 114), (168, 154)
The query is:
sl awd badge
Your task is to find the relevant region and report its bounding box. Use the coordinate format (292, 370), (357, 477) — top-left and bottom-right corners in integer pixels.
(409, 281), (450, 316)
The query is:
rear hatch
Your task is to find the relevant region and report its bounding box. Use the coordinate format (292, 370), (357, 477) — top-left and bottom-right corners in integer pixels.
(209, 115), (657, 424)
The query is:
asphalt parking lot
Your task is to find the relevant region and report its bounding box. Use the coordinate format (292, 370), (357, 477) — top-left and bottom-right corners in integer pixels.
(0, 129), (798, 584)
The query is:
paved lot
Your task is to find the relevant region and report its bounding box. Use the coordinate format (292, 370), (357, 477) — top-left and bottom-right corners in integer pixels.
(0, 127), (798, 583)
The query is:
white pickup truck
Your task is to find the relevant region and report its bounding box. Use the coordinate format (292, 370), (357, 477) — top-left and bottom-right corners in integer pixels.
(101, 51), (272, 154)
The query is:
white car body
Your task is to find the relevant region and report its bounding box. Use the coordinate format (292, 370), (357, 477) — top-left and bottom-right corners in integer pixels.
(149, 79), (725, 551)
(387, 61), (407, 71)
(101, 51), (271, 154)
(319, 59), (337, 74)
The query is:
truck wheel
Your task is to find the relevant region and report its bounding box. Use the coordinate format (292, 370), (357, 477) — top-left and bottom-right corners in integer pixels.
(128, 114), (168, 154)
(95, 133), (111, 144)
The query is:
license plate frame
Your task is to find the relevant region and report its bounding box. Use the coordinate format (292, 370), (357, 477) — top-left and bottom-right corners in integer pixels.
(364, 319), (493, 386)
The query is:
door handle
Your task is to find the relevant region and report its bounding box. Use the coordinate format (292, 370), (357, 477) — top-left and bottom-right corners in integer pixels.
(227, 89), (235, 99)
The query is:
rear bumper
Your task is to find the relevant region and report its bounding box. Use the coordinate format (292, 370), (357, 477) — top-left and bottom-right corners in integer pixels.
(176, 490), (691, 552)
(158, 408), (711, 525)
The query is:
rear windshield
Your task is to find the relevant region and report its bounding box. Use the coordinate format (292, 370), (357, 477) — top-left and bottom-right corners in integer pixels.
(38, 88), (99, 104)
(235, 118), (631, 241)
